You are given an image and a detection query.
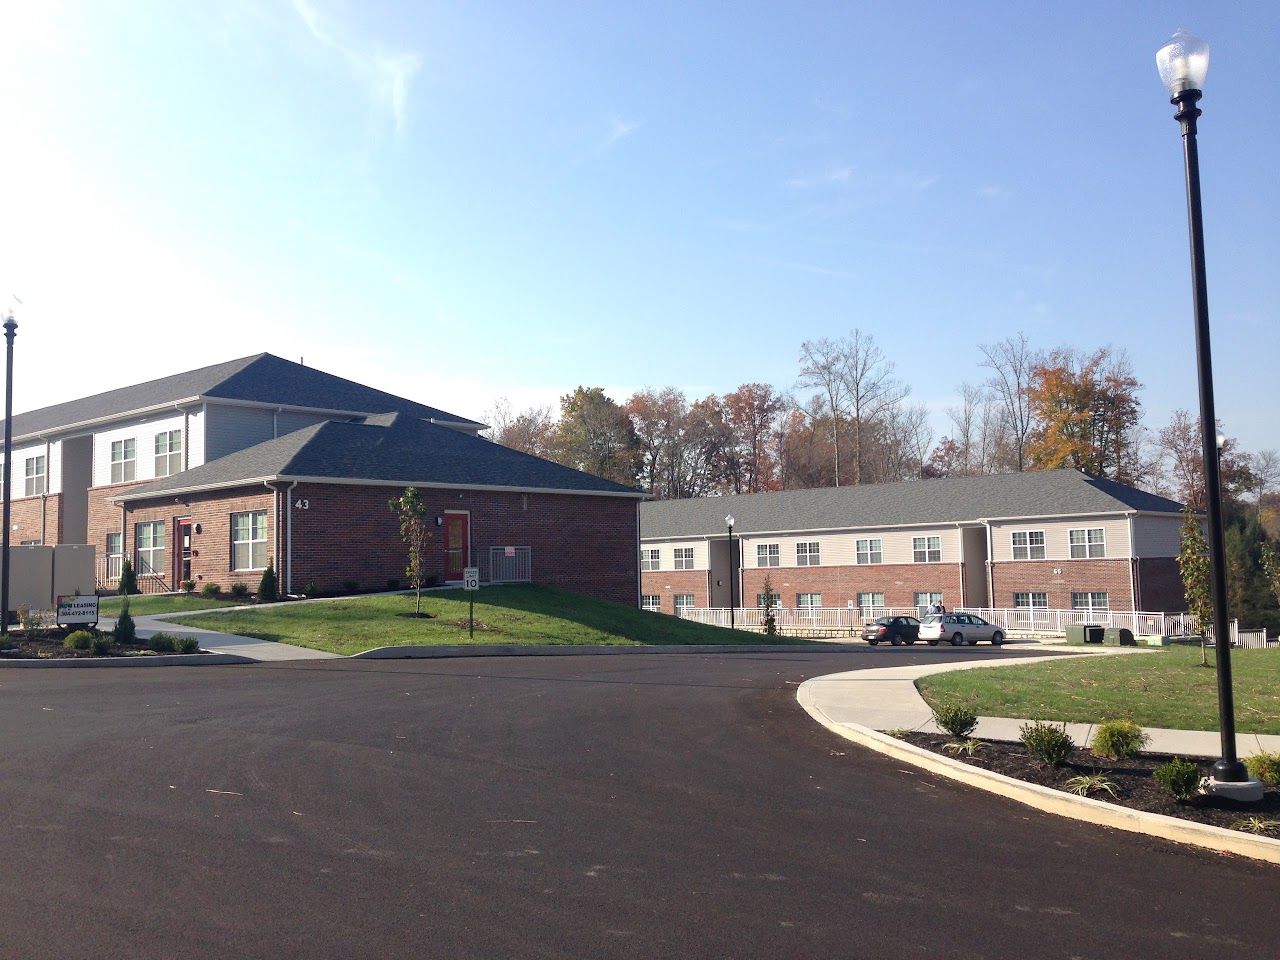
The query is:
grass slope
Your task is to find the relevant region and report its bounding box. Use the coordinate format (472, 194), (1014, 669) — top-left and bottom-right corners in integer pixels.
(99, 595), (243, 616)
(166, 585), (817, 656)
(918, 645), (1280, 735)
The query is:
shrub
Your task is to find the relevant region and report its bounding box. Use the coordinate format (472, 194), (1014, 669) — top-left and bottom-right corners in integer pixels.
(1231, 817), (1280, 836)
(174, 635), (200, 654)
(387, 579), (401, 591)
(201, 582), (222, 598)
(257, 563), (278, 603)
(1091, 720), (1150, 760)
(1154, 757), (1203, 802)
(1064, 773), (1118, 799)
(942, 738), (987, 757)
(1245, 751), (1280, 786)
(933, 703), (979, 740)
(148, 632), (177, 653)
(64, 629), (95, 651)
(113, 599), (137, 646)
(118, 558), (137, 595)
(182, 580), (196, 593)
(1019, 721), (1075, 766)
(91, 634), (113, 656)
(303, 580), (319, 597)
(229, 582), (250, 599)
(342, 580), (360, 594)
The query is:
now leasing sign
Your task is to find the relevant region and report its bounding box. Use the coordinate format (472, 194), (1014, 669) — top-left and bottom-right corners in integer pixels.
(57, 594), (100, 626)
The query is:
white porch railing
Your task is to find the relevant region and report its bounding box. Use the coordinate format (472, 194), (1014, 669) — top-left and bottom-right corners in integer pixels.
(954, 608), (1186, 637)
(679, 606), (917, 633)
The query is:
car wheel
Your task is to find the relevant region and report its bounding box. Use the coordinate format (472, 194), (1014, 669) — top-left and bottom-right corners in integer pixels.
(991, 631), (1004, 646)
(867, 638), (879, 645)
(907, 638), (917, 645)
(891, 636), (904, 646)
(927, 638), (939, 646)
(950, 633), (965, 646)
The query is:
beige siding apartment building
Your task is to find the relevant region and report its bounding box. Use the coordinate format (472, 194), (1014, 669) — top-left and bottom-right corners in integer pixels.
(639, 470), (1187, 617)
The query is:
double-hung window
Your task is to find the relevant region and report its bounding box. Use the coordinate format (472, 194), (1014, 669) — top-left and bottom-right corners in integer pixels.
(795, 542), (820, 566)
(757, 592), (781, 608)
(1069, 527), (1106, 559)
(796, 592), (822, 610)
(135, 521), (166, 576)
(855, 538), (882, 565)
(1014, 592), (1049, 609)
(105, 532), (123, 580)
(1011, 530), (1047, 560)
(857, 592), (885, 616)
(24, 456), (46, 496)
(673, 594), (695, 614)
(111, 439), (137, 484)
(639, 548), (660, 571)
(640, 595), (661, 612)
(912, 536), (941, 563)
(1071, 591), (1109, 613)
(673, 547), (694, 571)
(756, 543), (780, 567)
(231, 510), (268, 571)
(914, 591), (943, 616)
(155, 430), (183, 478)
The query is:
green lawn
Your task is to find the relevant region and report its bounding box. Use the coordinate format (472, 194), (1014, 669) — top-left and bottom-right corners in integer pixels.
(918, 645), (1280, 734)
(165, 584), (818, 656)
(98, 594), (244, 616)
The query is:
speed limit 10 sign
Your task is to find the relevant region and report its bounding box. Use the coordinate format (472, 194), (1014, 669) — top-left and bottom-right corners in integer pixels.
(463, 567), (480, 591)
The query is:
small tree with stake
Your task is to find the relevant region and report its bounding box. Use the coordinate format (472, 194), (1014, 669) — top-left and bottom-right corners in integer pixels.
(761, 574), (778, 636)
(1177, 507), (1213, 667)
(389, 487), (431, 615)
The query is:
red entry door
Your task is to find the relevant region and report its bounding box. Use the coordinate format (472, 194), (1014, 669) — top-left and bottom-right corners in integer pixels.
(176, 519), (193, 585)
(444, 513), (469, 581)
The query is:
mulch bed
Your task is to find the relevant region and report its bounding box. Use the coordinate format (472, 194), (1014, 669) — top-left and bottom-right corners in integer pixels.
(900, 732), (1280, 835)
(0, 634), (201, 660)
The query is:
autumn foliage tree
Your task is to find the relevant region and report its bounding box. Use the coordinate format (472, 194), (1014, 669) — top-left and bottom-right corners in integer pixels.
(553, 387), (642, 486)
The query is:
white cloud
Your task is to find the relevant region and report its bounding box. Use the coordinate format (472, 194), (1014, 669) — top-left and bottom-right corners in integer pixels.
(600, 114), (643, 150)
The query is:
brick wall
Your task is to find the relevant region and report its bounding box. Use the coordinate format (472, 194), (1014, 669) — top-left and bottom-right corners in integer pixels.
(87, 481), (152, 557)
(990, 559), (1135, 611)
(285, 484), (638, 605)
(640, 570), (711, 612)
(741, 563), (963, 610)
(1136, 557), (1187, 612)
(6, 493), (61, 544)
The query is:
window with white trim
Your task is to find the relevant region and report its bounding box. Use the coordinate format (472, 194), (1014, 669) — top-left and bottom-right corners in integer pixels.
(639, 548), (660, 571)
(756, 543), (780, 567)
(1069, 527), (1106, 559)
(855, 538), (882, 565)
(857, 592), (885, 615)
(1071, 591), (1109, 613)
(105, 532), (123, 580)
(640, 595), (661, 612)
(1014, 592), (1049, 609)
(796, 592), (822, 609)
(111, 439), (136, 484)
(757, 592), (781, 608)
(135, 521), (166, 576)
(912, 535), (941, 563)
(914, 591), (943, 615)
(673, 594), (695, 613)
(1011, 530), (1046, 561)
(24, 455), (46, 496)
(673, 547), (694, 570)
(796, 541), (820, 566)
(231, 510), (268, 571)
(155, 430), (183, 478)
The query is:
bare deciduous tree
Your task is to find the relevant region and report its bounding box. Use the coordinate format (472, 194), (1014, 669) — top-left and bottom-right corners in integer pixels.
(979, 332), (1039, 471)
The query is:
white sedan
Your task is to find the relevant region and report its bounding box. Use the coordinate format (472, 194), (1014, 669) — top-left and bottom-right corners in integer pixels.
(919, 613), (1005, 646)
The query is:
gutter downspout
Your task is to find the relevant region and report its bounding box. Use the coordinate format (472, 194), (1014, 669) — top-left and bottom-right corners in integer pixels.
(956, 523), (966, 609)
(284, 480), (297, 594)
(1127, 513), (1139, 611)
(985, 521), (995, 609)
(635, 507), (641, 608)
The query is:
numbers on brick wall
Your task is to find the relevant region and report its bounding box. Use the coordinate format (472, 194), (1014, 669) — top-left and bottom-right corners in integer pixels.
(294, 499), (311, 510)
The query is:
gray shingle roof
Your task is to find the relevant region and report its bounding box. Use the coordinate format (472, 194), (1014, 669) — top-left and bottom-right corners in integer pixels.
(639, 470), (1184, 539)
(4, 353), (481, 439)
(118, 413), (644, 500)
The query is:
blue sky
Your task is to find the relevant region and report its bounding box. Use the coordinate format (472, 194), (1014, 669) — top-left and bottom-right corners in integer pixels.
(1, 2), (1277, 452)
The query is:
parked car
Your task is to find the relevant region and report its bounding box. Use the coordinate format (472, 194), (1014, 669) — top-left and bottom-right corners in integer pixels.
(919, 613), (1005, 646)
(862, 615), (921, 646)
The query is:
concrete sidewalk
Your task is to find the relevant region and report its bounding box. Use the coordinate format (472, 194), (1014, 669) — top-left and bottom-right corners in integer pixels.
(803, 652), (1280, 759)
(99, 616), (338, 662)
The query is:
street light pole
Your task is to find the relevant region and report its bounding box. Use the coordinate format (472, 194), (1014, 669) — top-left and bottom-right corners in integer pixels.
(1156, 29), (1257, 795)
(1, 310), (16, 637)
(725, 514), (735, 631)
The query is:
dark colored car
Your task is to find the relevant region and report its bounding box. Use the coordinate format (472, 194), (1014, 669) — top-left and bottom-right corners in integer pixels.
(862, 615), (922, 646)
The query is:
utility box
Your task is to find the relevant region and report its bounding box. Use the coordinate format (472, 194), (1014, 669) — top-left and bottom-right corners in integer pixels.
(1083, 625), (1105, 644)
(1065, 624), (1086, 644)
(1104, 627), (1136, 646)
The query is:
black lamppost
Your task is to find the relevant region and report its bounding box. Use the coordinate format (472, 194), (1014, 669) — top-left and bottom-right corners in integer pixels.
(725, 513), (735, 630)
(1, 309), (16, 637)
(1156, 29), (1260, 798)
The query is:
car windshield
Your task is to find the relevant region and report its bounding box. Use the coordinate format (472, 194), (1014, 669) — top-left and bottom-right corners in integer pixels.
(922, 615), (941, 624)
(875, 617), (892, 625)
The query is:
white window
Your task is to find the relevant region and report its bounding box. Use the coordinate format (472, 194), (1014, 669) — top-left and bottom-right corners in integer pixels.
(231, 510), (268, 571)
(640, 595), (661, 611)
(756, 543), (780, 567)
(673, 594), (695, 613)
(1011, 530), (1046, 561)
(796, 592), (822, 609)
(796, 541), (821, 566)
(673, 547), (694, 571)
(24, 455), (46, 497)
(914, 591), (943, 615)
(1014, 592), (1049, 609)
(757, 592), (781, 608)
(855, 539), (882, 565)
(135, 521), (166, 576)
(111, 439), (137, 484)
(1069, 527), (1106, 559)
(1072, 591), (1109, 613)
(105, 532), (123, 580)
(155, 430), (183, 478)
(639, 548), (660, 571)
(912, 536), (941, 563)
(857, 592), (885, 615)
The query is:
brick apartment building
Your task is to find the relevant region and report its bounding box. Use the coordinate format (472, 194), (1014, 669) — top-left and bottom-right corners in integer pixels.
(2, 354), (644, 603)
(639, 471), (1188, 616)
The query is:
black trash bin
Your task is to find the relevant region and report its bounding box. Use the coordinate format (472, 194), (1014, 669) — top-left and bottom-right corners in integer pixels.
(1104, 627), (1136, 646)
(1083, 625), (1104, 644)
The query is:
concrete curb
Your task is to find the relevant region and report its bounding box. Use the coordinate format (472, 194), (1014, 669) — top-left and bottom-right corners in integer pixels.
(0, 653), (256, 669)
(796, 677), (1280, 866)
(352, 642), (867, 659)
